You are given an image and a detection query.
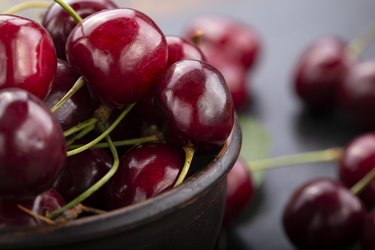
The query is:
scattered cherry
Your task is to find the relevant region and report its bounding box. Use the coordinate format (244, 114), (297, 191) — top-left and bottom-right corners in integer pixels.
(42, 0), (118, 59)
(0, 14), (57, 99)
(282, 178), (365, 250)
(0, 88), (66, 199)
(106, 143), (184, 209)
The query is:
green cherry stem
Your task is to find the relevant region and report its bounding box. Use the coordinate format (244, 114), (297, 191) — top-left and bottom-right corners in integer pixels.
(65, 124), (96, 146)
(51, 77), (86, 112)
(67, 104), (135, 157)
(347, 19), (375, 58)
(174, 145), (195, 187)
(54, 0), (82, 23)
(64, 117), (97, 137)
(350, 167), (375, 195)
(68, 134), (162, 150)
(48, 123), (119, 219)
(249, 147), (343, 172)
(2, 1), (51, 14)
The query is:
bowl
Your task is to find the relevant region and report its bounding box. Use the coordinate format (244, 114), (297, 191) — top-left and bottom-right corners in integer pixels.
(0, 120), (241, 250)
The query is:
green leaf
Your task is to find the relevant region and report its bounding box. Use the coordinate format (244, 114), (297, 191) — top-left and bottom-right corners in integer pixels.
(239, 115), (271, 187)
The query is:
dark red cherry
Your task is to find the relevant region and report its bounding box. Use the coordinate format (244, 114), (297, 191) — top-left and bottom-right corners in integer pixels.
(338, 61), (375, 129)
(42, 0), (118, 59)
(183, 15), (261, 71)
(339, 133), (375, 209)
(66, 8), (168, 107)
(293, 37), (352, 111)
(0, 88), (66, 199)
(166, 35), (206, 67)
(0, 189), (64, 227)
(154, 59), (234, 151)
(283, 178), (365, 250)
(0, 15), (57, 99)
(361, 209), (375, 250)
(223, 157), (254, 227)
(106, 143), (184, 209)
(44, 59), (97, 130)
(53, 148), (112, 208)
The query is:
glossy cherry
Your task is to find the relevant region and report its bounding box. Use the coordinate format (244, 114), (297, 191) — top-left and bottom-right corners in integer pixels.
(0, 189), (64, 227)
(44, 59), (97, 130)
(223, 157), (254, 227)
(338, 60), (375, 129)
(166, 35), (206, 67)
(293, 37), (352, 111)
(282, 178), (365, 250)
(361, 209), (375, 250)
(339, 133), (375, 209)
(106, 143), (184, 209)
(42, 0), (118, 59)
(0, 88), (66, 198)
(183, 15), (261, 71)
(66, 8), (168, 107)
(0, 15), (57, 99)
(53, 148), (112, 208)
(154, 59), (234, 151)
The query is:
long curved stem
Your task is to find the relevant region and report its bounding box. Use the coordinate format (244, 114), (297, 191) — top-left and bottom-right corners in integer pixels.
(54, 0), (82, 23)
(174, 145), (195, 187)
(51, 77), (85, 112)
(347, 20), (375, 58)
(350, 168), (375, 195)
(64, 118), (97, 137)
(3, 1), (51, 15)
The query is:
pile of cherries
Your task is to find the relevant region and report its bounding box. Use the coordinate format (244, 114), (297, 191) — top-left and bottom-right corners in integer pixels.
(0, 0), (242, 227)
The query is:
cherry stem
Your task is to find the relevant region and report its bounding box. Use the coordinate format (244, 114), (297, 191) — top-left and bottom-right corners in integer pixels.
(350, 167), (375, 195)
(48, 123), (119, 219)
(67, 134), (162, 150)
(54, 0), (82, 23)
(64, 117), (97, 137)
(347, 19), (375, 58)
(17, 205), (55, 225)
(2, 1), (51, 15)
(79, 204), (106, 214)
(249, 147), (343, 172)
(51, 77), (85, 112)
(190, 30), (204, 45)
(174, 145), (195, 187)
(66, 104), (135, 157)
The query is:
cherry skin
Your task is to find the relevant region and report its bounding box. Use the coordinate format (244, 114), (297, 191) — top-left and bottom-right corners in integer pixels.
(154, 59), (235, 152)
(44, 59), (97, 130)
(42, 0), (118, 59)
(66, 8), (168, 107)
(166, 35), (206, 67)
(0, 189), (64, 227)
(0, 15), (57, 99)
(282, 178), (365, 250)
(0, 88), (66, 199)
(339, 133), (375, 209)
(53, 148), (112, 208)
(293, 37), (352, 111)
(338, 60), (375, 129)
(223, 157), (254, 227)
(183, 15), (261, 71)
(361, 209), (375, 250)
(106, 143), (184, 209)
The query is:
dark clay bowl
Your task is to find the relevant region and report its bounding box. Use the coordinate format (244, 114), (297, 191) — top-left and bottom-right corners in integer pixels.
(0, 120), (241, 250)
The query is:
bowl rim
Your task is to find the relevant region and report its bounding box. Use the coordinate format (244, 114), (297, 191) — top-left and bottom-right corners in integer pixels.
(0, 119), (242, 247)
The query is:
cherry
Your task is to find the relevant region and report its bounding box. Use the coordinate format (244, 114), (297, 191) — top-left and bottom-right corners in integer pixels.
(183, 15), (261, 71)
(0, 88), (66, 199)
(282, 178), (365, 250)
(44, 59), (97, 130)
(223, 157), (254, 227)
(0, 189), (64, 227)
(338, 60), (375, 129)
(166, 35), (206, 67)
(66, 8), (168, 107)
(53, 148), (112, 208)
(339, 133), (375, 209)
(154, 59), (234, 152)
(361, 209), (375, 250)
(0, 14), (57, 99)
(106, 143), (184, 209)
(293, 36), (352, 111)
(42, 0), (117, 59)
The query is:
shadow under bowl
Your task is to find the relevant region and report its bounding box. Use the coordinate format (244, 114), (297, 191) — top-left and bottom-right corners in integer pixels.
(0, 120), (242, 250)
